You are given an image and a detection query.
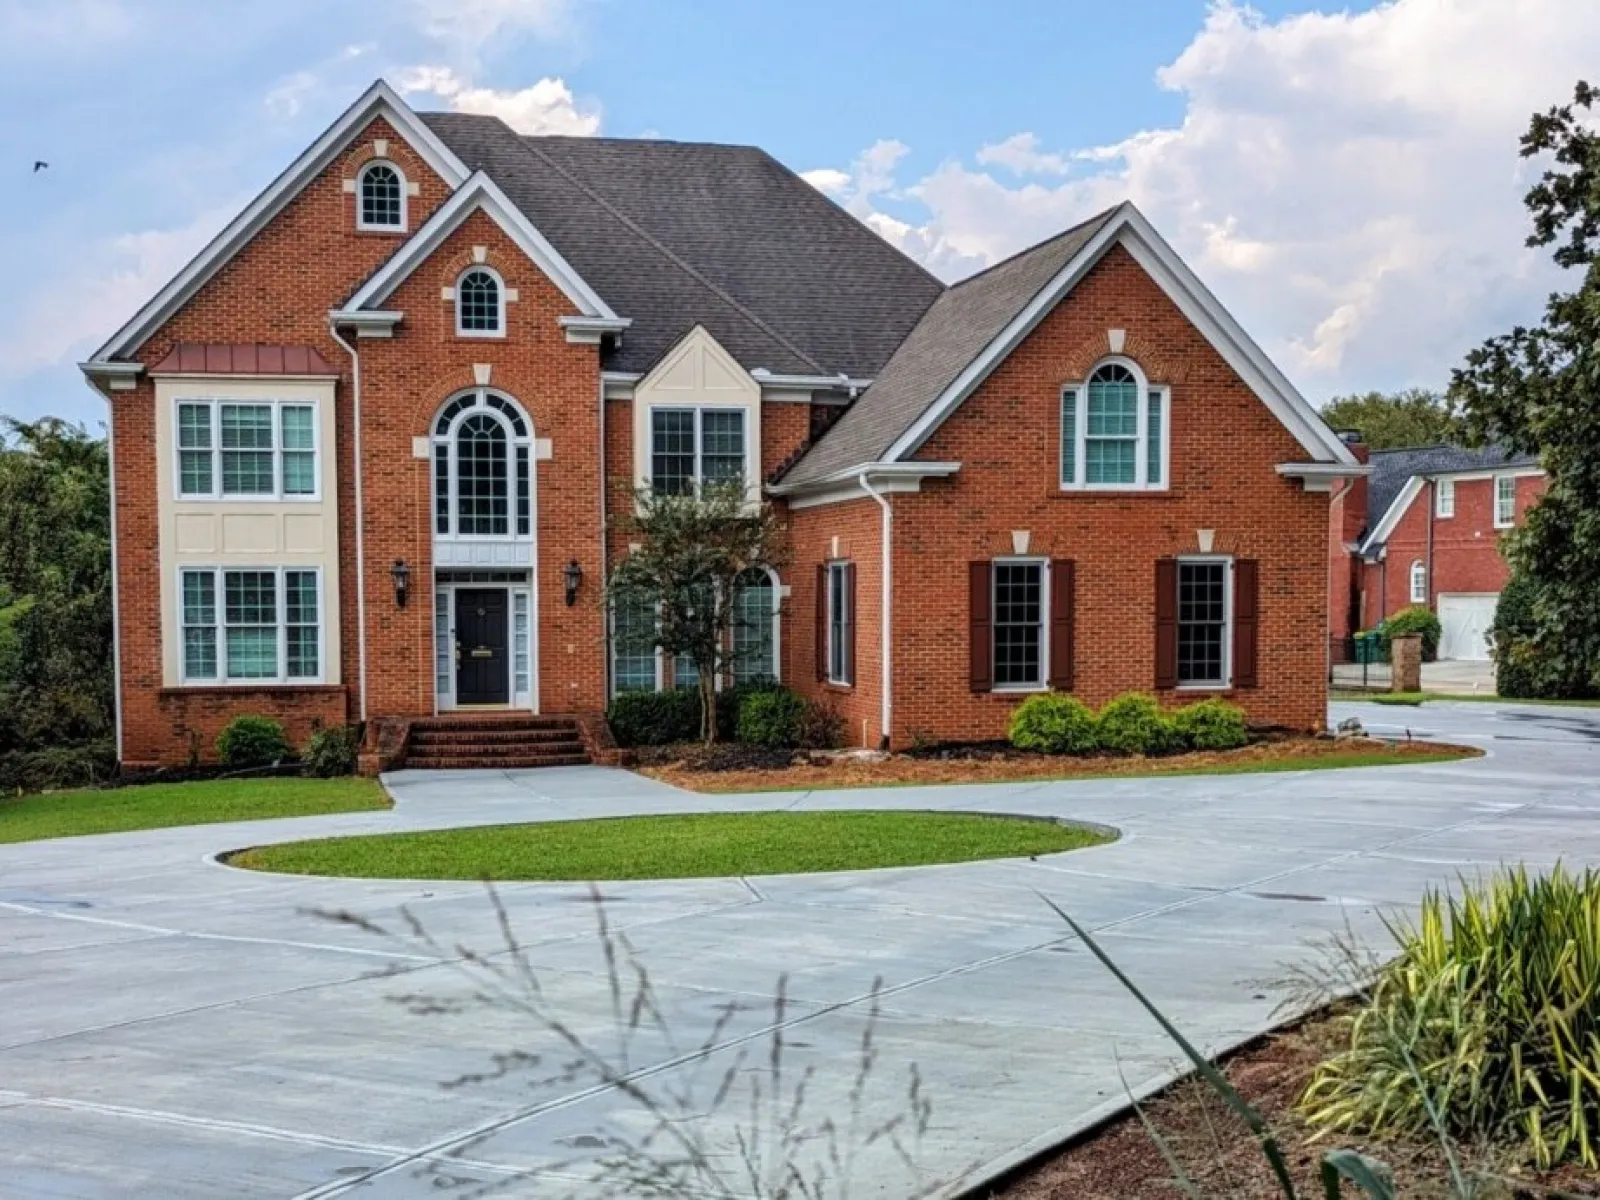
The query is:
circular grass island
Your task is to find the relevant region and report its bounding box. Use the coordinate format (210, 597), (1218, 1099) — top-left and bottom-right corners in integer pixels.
(224, 810), (1115, 881)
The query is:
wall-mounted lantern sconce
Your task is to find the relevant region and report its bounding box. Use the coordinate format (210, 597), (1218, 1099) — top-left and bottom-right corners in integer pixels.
(391, 559), (411, 609)
(563, 559), (583, 607)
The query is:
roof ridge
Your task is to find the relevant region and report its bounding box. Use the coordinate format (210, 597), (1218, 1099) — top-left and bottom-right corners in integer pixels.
(511, 134), (829, 374)
(946, 205), (1122, 293)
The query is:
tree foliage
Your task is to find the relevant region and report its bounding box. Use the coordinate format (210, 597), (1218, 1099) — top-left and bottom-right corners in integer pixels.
(1450, 81), (1600, 696)
(607, 481), (787, 743)
(1319, 388), (1463, 449)
(0, 418), (115, 770)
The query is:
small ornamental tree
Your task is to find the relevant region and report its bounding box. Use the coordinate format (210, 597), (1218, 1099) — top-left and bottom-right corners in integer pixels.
(607, 480), (787, 743)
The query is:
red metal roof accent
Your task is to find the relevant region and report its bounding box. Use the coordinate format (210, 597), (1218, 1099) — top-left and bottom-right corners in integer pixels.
(149, 342), (340, 377)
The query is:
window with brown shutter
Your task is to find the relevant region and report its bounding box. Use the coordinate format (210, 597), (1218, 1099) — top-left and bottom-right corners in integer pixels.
(1233, 559), (1259, 689)
(842, 563), (856, 687)
(1049, 560), (1076, 691)
(969, 561), (993, 692)
(824, 561), (853, 686)
(1154, 558), (1179, 688)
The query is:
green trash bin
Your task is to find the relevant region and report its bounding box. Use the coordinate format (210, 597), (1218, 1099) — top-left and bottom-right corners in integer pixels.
(1353, 632), (1381, 664)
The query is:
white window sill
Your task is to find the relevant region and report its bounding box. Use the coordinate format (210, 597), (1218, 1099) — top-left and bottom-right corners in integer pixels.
(1059, 484), (1170, 494)
(1176, 681), (1231, 692)
(993, 684), (1049, 694)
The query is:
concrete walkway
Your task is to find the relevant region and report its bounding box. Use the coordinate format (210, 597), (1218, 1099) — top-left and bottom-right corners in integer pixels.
(3, 702), (1599, 1197)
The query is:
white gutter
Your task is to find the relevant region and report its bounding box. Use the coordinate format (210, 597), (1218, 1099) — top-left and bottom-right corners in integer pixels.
(327, 321), (369, 721)
(768, 460), (961, 497)
(97, 384), (124, 763)
(857, 472), (893, 750)
(750, 368), (873, 392)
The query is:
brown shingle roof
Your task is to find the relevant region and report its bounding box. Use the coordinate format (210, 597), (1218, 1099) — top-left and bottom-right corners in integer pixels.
(149, 342), (340, 377)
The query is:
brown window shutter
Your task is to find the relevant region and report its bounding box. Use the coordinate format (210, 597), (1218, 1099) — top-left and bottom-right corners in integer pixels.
(843, 563), (857, 687)
(969, 561), (993, 692)
(1155, 558), (1179, 689)
(1049, 560), (1076, 691)
(814, 564), (827, 682)
(1234, 559), (1260, 689)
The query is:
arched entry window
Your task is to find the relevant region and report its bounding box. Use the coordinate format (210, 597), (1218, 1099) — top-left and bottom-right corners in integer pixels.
(432, 390), (532, 538)
(731, 566), (779, 683)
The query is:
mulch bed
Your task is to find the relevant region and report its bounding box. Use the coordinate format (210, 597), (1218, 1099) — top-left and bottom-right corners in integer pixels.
(995, 1008), (1600, 1199)
(637, 737), (1476, 794)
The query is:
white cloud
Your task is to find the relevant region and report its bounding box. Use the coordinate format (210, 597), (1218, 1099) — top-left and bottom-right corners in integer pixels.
(976, 133), (1069, 176)
(808, 0), (1600, 397)
(0, 205), (234, 375)
(801, 168), (851, 197)
(0, 0), (133, 49)
(410, 0), (576, 65)
(395, 65), (600, 135)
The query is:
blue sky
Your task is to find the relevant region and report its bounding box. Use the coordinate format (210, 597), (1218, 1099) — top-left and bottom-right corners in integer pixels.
(2, 0), (1596, 428)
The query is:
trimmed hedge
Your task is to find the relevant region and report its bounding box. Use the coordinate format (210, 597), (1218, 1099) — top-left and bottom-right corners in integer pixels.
(304, 725), (360, 777)
(1096, 693), (1181, 756)
(1170, 698), (1249, 751)
(216, 716), (291, 768)
(607, 689), (702, 747)
(736, 688), (807, 748)
(1008, 694), (1099, 755)
(1379, 604), (1442, 663)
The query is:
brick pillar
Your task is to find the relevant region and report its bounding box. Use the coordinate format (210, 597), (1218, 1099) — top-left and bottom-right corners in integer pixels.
(1391, 634), (1423, 693)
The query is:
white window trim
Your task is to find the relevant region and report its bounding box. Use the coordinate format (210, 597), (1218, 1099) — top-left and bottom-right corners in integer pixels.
(176, 565), (326, 686)
(455, 265), (507, 339)
(1410, 559), (1428, 605)
(431, 581), (537, 713)
(991, 556), (1051, 694)
(1494, 474), (1517, 529)
(609, 598), (666, 697)
(732, 565), (782, 685)
(355, 159), (408, 232)
(646, 405), (755, 497)
(1061, 356), (1169, 492)
(172, 397), (322, 502)
(430, 389), (534, 542)
(1176, 555), (1233, 691)
(1435, 478), (1455, 518)
(826, 560), (852, 687)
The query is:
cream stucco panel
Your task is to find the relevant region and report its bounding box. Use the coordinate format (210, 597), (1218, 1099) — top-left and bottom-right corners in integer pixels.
(153, 377), (342, 688)
(632, 325), (761, 505)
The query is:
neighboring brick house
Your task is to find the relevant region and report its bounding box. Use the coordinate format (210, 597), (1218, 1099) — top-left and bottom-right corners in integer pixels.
(81, 81), (1362, 768)
(1328, 443), (1545, 661)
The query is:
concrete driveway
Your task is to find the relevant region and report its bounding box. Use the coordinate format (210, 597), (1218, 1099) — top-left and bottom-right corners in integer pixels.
(3, 701), (1599, 1197)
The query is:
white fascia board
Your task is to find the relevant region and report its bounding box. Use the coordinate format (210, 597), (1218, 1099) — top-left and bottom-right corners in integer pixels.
(78, 361), (144, 381)
(750, 368), (874, 390)
(1426, 465), (1544, 483)
(769, 461), (960, 507)
(1277, 461), (1371, 492)
(1359, 474), (1424, 556)
(344, 172), (619, 321)
(89, 80), (469, 363)
(883, 202), (1356, 468)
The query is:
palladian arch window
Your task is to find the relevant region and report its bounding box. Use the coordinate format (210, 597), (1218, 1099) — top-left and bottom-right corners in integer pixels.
(432, 390), (532, 538)
(1061, 359), (1168, 491)
(357, 161), (405, 230)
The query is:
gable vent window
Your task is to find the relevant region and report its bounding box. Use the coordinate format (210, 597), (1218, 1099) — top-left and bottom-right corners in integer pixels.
(1061, 359), (1168, 491)
(456, 268), (504, 337)
(357, 161), (405, 231)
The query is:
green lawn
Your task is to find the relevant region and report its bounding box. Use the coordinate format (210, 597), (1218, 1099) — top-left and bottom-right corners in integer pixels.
(226, 810), (1114, 880)
(0, 777), (390, 844)
(1334, 690), (1600, 709)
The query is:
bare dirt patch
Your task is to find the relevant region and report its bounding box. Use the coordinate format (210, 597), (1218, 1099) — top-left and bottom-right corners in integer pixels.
(638, 737), (1478, 794)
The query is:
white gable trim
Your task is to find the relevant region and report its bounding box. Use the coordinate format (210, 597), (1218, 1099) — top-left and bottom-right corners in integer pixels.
(342, 171), (618, 321)
(1360, 475), (1425, 557)
(882, 202), (1356, 468)
(89, 80), (470, 363)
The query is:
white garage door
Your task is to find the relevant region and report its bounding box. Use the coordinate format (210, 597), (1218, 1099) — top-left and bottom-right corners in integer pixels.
(1437, 593), (1498, 661)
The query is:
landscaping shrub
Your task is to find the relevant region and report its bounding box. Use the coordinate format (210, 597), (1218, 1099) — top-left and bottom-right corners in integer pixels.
(607, 689), (701, 747)
(797, 697), (844, 750)
(304, 724), (360, 777)
(215, 716), (290, 769)
(735, 687), (807, 748)
(1170, 698), (1249, 751)
(1378, 604), (1441, 662)
(1302, 865), (1600, 1168)
(715, 677), (784, 741)
(1095, 693), (1179, 756)
(0, 740), (116, 793)
(1007, 694), (1099, 755)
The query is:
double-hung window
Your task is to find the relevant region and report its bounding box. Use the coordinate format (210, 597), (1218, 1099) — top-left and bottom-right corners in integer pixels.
(1410, 559), (1427, 604)
(650, 408), (747, 496)
(1436, 478), (1455, 518)
(176, 400), (318, 499)
(1176, 559), (1230, 687)
(1494, 475), (1517, 528)
(1061, 360), (1167, 490)
(826, 561), (852, 685)
(993, 560), (1046, 689)
(179, 566), (322, 683)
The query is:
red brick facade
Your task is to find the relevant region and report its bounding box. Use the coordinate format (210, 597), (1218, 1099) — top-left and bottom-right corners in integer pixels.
(95, 101), (1342, 765)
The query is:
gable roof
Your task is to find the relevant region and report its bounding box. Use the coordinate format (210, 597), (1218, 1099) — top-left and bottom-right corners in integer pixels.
(88, 81), (470, 364)
(777, 202), (1357, 490)
(420, 114), (945, 377)
(340, 170), (619, 320)
(1360, 443), (1541, 554)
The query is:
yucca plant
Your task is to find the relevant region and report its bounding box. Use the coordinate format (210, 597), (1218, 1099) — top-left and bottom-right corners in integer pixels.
(1302, 865), (1600, 1169)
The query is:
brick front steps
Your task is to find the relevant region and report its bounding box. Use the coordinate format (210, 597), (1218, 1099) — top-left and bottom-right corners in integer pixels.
(402, 715), (590, 771)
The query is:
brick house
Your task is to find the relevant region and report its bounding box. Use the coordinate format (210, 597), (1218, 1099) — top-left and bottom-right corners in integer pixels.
(1328, 443), (1545, 661)
(81, 81), (1362, 768)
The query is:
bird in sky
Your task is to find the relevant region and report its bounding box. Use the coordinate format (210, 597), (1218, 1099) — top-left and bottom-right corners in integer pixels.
(33, 161), (48, 172)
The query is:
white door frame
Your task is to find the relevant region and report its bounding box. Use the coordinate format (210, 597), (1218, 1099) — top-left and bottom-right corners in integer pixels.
(433, 578), (537, 713)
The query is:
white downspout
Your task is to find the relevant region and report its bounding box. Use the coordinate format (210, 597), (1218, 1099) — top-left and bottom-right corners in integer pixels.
(328, 321), (369, 721)
(99, 387), (124, 763)
(857, 472), (892, 750)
